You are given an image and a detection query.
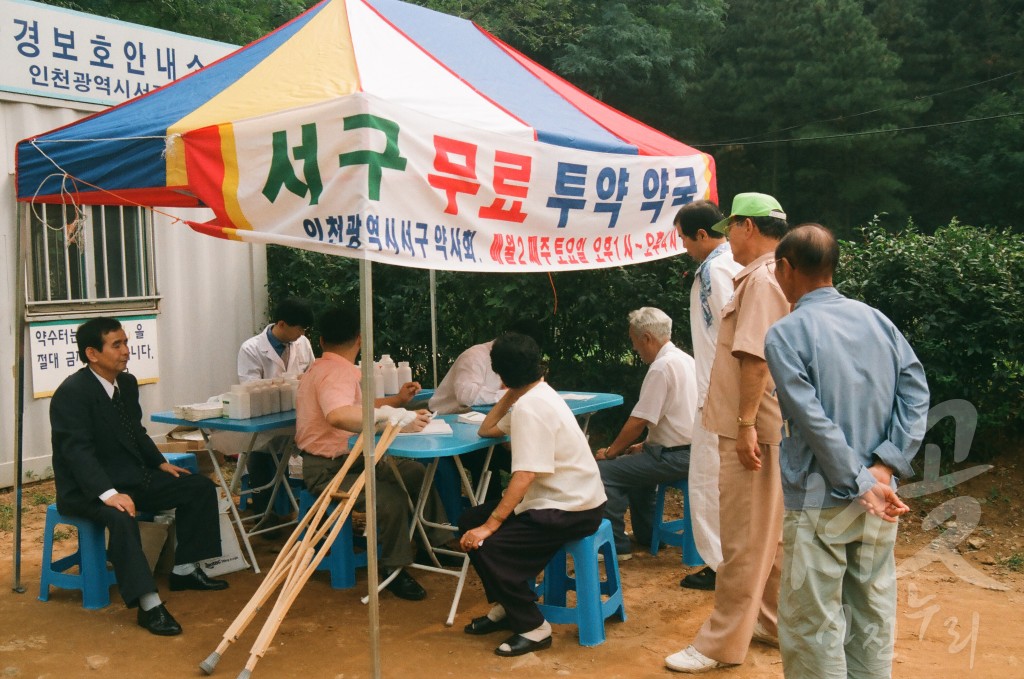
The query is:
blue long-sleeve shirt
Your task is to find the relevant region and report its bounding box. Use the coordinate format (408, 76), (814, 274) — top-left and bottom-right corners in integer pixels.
(764, 287), (930, 510)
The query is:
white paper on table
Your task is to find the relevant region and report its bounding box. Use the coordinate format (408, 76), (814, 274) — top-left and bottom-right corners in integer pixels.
(395, 418), (454, 436)
(457, 411), (487, 425)
(560, 393), (596, 401)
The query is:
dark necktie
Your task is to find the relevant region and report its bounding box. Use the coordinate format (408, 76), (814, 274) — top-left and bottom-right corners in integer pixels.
(112, 386), (138, 443)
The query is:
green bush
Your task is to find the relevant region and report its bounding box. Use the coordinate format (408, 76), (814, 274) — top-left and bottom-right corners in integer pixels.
(836, 221), (1024, 451)
(268, 219), (1024, 452)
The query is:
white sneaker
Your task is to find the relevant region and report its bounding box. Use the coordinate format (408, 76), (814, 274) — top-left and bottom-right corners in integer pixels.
(665, 645), (728, 673)
(752, 621), (779, 648)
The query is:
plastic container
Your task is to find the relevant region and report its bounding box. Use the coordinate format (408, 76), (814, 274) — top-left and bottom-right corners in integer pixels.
(380, 354), (399, 395)
(397, 361), (412, 385)
(228, 384), (251, 419)
(247, 383), (264, 418)
(374, 362), (386, 399)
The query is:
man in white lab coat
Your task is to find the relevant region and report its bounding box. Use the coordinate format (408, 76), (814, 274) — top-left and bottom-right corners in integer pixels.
(236, 297), (316, 518)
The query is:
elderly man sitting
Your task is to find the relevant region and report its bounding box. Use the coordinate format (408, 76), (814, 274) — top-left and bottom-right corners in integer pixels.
(596, 307), (698, 559)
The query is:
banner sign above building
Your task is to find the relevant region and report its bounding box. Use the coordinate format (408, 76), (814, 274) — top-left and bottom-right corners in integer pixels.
(0, 0), (235, 106)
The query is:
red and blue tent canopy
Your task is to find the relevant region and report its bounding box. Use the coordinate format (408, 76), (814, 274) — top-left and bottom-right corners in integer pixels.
(16, 0), (716, 272)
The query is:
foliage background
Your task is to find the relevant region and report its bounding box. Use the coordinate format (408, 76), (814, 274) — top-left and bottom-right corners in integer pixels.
(269, 221), (1024, 455)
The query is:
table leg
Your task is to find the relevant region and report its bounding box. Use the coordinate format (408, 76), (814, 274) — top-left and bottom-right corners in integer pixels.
(198, 428), (260, 574)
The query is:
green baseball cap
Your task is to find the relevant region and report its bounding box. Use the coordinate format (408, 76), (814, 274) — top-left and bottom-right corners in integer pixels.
(711, 193), (787, 234)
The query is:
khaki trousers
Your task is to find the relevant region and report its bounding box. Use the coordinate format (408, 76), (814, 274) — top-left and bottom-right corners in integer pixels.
(779, 507), (898, 679)
(692, 437), (783, 664)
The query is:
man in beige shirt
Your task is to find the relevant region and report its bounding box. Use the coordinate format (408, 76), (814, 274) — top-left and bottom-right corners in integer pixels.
(666, 193), (790, 673)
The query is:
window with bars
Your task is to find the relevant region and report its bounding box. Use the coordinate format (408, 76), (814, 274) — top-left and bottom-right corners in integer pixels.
(27, 204), (158, 310)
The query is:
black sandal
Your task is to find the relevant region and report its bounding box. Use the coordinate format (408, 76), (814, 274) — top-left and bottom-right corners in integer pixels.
(464, 615), (512, 635)
(494, 633), (552, 657)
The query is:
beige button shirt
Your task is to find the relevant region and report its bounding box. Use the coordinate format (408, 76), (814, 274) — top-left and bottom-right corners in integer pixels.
(702, 252), (790, 443)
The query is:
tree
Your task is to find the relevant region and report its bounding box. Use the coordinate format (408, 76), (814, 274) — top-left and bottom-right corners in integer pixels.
(35, 0), (313, 44)
(675, 0), (917, 233)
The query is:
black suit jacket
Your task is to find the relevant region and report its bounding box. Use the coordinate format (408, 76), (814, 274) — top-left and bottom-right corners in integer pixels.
(50, 367), (167, 514)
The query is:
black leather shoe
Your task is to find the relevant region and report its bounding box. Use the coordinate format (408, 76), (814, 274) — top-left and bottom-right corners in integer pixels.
(494, 633), (552, 657)
(464, 615), (512, 635)
(680, 566), (716, 591)
(383, 568), (426, 601)
(137, 604), (182, 636)
(169, 568), (229, 592)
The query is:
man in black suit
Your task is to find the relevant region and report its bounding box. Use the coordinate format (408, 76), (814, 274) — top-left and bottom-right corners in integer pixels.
(50, 317), (229, 636)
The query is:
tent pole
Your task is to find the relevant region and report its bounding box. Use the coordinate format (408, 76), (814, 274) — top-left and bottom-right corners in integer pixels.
(11, 205), (28, 593)
(429, 269), (438, 388)
(359, 258), (382, 679)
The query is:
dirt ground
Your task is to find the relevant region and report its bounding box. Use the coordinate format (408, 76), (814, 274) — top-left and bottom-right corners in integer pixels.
(1, 452), (1022, 679)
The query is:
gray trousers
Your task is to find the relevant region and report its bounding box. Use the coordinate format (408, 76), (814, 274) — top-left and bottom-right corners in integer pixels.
(302, 453), (449, 568)
(598, 442), (690, 552)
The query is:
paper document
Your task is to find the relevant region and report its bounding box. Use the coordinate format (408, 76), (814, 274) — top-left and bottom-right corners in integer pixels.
(560, 393), (596, 401)
(457, 411), (487, 424)
(396, 418), (454, 436)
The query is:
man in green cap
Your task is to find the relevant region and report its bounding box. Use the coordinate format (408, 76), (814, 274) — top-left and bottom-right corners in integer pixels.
(666, 193), (790, 673)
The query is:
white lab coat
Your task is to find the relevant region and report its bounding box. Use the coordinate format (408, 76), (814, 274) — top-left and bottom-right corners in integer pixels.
(237, 324), (314, 382)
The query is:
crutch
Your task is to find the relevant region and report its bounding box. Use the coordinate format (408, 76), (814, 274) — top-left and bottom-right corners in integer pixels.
(200, 423), (400, 677)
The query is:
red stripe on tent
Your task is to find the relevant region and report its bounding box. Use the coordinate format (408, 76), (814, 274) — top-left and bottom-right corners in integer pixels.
(187, 219), (237, 240)
(22, 186), (204, 207)
(183, 124), (231, 223)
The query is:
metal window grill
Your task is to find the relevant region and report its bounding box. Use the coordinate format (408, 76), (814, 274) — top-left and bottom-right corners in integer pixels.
(27, 204), (157, 306)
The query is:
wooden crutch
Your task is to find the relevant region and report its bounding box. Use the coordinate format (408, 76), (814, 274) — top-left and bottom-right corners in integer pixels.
(199, 427), (370, 672)
(235, 424), (402, 679)
(199, 431), (369, 675)
(198, 424), (400, 678)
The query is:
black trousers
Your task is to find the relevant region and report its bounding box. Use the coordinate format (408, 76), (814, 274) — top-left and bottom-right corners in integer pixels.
(458, 500), (605, 633)
(66, 470), (221, 607)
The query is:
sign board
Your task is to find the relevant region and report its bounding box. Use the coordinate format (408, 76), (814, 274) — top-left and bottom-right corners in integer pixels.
(0, 0), (235, 106)
(29, 314), (159, 398)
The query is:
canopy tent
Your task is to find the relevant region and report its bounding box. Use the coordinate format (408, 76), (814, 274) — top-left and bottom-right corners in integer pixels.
(17, 0), (715, 272)
(14, 0), (717, 674)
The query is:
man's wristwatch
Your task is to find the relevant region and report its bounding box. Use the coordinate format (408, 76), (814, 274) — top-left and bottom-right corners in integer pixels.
(737, 416), (757, 428)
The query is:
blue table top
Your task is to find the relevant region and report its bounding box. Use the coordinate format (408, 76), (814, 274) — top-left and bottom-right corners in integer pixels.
(384, 414), (506, 459)
(470, 391), (624, 415)
(151, 410), (296, 433)
(389, 391), (623, 460)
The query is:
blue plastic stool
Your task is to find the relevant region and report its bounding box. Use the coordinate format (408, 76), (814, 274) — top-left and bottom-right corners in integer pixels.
(650, 478), (704, 567)
(297, 489), (369, 590)
(238, 475), (301, 516)
(535, 518), (626, 646)
(38, 504), (117, 609)
(161, 452), (198, 474)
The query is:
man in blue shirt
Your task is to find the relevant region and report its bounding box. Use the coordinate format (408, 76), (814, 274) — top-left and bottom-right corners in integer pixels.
(764, 224), (929, 679)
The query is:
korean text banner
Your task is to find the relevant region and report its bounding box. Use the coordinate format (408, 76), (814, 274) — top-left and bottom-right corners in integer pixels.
(182, 93), (713, 273)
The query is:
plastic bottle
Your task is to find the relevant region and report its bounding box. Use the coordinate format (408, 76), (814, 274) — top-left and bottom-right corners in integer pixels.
(279, 380), (294, 411)
(232, 384), (251, 419)
(265, 383), (281, 415)
(248, 383), (264, 418)
(374, 362), (386, 399)
(380, 354), (399, 395)
(397, 361), (412, 386)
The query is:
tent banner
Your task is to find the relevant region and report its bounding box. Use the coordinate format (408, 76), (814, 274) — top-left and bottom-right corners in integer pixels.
(182, 93), (713, 272)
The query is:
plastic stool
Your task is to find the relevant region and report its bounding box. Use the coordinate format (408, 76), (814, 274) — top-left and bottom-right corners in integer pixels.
(535, 518), (626, 646)
(650, 478), (704, 567)
(238, 474), (300, 516)
(297, 489), (369, 590)
(161, 452), (198, 474)
(38, 504), (117, 609)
